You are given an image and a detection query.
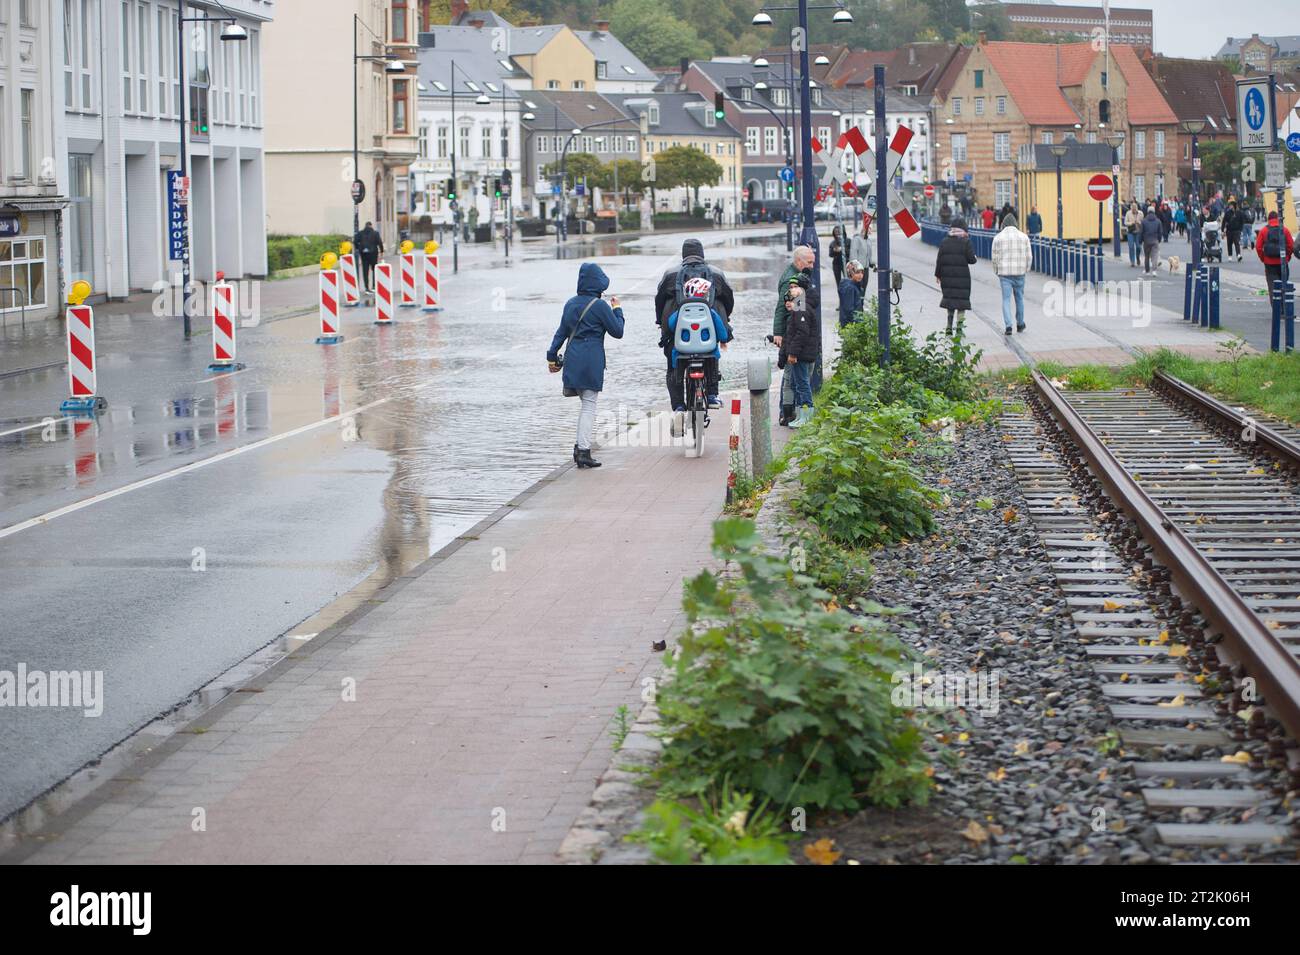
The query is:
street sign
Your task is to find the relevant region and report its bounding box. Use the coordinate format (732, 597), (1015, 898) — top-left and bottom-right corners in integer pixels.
(924, 184), (935, 198)
(351, 179), (366, 203)
(0, 215), (19, 238)
(779, 166), (795, 183)
(1236, 77), (1275, 153)
(1287, 132), (1300, 154)
(1087, 173), (1114, 202)
(1112, 164), (1121, 177)
(1265, 152), (1286, 189)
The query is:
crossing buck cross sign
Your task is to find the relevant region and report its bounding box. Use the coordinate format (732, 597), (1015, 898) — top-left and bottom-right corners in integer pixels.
(811, 124), (920, 237)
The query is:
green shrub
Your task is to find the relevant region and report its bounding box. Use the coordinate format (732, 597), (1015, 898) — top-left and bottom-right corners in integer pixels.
(655, 519), (931, 813)
(838, 314), (983, 403)
(787, 402), (938, 547)
(630, 788), (794, 865)
(266, 233), (349, 272)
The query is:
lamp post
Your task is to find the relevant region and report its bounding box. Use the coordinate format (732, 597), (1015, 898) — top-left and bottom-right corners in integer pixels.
(1049, 143), (1068, 240)
(447, 60), (492, 273)
(353, 17), (407, 253)
(176, 1), (246, 340)
(1181, 119), (1206, 275)
(1104, 130), (1124, 257)
(556, 117), (631, 255)
(752, 1), (854, 300)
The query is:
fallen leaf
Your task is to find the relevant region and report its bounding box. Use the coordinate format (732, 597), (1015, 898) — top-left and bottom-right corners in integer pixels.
(960, 820), (989, 844)
(1103, 599), (1125, 611)
(803, 838), (842, 866)
(1002, 507), (1019, 523)
(988, 766), (1007, 782)
(1168, 644), (1190, 658)
(1013, 740), (1031, 756)
(1157, 629), (1170, 644)
(1221, 751), (1251, 765)
(1156, 694), (1187, 708)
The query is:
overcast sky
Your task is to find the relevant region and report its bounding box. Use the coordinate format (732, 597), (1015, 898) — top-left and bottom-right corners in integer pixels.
(1113, 0), (1294, 58)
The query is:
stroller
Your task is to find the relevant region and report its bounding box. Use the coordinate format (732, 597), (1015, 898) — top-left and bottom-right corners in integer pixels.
(1201, 219), (1223, 262)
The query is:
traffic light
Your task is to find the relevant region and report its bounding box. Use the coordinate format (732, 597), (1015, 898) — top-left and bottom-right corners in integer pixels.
(445, 178), (456, 200)
(714, 92), (725, 120)
(493, 178), (502, 199)
(501, 168), (512, 186)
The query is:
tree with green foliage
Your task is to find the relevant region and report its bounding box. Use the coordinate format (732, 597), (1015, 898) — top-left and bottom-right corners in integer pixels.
(607, 0), (712, 68)
(543, 151), (605, 189)
(1198, 140), (1300, 197)
(653, 146), (724, 208)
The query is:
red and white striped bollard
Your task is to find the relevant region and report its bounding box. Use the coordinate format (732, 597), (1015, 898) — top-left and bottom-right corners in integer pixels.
(316, 268), (344, 344)
(399, 253), (417, 307)
(374, 262), (394, 325)
(61, 299), (105, 414)
(339, 253), (361, 307)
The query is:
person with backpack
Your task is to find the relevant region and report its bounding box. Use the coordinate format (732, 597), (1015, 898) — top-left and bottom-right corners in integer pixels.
(655, 238), (735, 412)
(1255, 211), (1296, 300)
(1241, 203), (1256, 255)
(546, 263), (625, 469)
(1223, 201), (1244, 261)
(355, 221), (383, 292)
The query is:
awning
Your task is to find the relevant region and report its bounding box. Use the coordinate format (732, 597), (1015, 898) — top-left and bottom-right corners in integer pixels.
(2, 196), (70, 213)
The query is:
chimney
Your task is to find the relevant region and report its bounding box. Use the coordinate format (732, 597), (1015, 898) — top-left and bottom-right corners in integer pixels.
(594, 19), (610, 32)
(978, 30), (987, 46)
(908, 46), (917, 66)
(468, 17), (485, 29)
(450, 0), (469, 23)
(520, 18), (538, 27)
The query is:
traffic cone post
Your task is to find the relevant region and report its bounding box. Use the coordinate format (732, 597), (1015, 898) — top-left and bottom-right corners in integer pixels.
(374, 262), (394, 325)
(60, 281), (106, 415)
(315, 254), (344, 345)
(207, 272), (245, 372)
(422, 241), (442, 312)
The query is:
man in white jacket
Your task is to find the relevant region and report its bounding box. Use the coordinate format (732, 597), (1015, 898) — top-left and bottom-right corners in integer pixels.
(991, 212), (1031, 335)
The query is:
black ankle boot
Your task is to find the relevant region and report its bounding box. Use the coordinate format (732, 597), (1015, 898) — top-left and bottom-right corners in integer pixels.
(575, 448), (602, 469)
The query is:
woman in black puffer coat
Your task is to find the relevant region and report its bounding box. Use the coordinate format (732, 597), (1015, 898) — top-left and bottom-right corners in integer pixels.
(934, 217), (977, 335)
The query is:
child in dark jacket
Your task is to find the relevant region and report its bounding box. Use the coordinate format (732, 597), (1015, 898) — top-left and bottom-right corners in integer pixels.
(780, 281), (817, 427)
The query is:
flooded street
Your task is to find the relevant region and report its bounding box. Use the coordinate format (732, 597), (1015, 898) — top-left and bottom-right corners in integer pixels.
(0, 226), (792, 820)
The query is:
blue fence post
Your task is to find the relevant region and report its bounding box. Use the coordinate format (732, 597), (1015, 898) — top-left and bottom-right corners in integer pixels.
(1183, 265), (1194, 321)
(1208, 265), (1220, 329)
(1286, 281), (1296, 353)
(1272, 279), (1282, 352)
(1096, 244), (1104, 285)
(1073, 241), (1082, 285)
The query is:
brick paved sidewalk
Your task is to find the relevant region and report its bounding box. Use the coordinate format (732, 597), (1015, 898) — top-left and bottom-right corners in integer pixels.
(4, 415), (741, 864)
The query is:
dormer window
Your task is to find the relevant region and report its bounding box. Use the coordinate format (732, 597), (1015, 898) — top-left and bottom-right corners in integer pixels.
(811, 88), (821, 106)
(740, 87), (752, 102)
(648, 102), (660, 125)
(597, 61), (608, 79)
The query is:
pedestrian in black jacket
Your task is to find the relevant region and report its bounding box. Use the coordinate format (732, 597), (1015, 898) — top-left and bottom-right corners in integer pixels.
(934, 217), (977, 335)
(355, 222), (383, 292)
(1223, 202), (1244, 261)
(780, 281), (817, 427)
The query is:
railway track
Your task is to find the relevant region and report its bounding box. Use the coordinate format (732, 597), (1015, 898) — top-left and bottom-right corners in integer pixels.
(1005, 370), (1300, 850)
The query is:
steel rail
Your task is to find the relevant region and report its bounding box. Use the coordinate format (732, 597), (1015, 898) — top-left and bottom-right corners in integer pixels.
(1152, 370), (1300, 470)
(1030, 369), (1300, 743)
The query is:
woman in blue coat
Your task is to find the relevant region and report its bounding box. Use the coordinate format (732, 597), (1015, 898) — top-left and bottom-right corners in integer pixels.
(547, 262), (625, 469)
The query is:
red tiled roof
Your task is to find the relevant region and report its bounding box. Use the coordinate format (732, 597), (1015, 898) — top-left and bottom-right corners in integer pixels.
(1055, 42), (1096, 86)
(1111, 44), (1178, 125)
(982, 42), (1082, 125)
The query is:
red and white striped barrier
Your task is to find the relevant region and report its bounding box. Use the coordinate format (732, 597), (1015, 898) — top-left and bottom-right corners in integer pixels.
(316, 269), (343, 344)
(209, 279), (238, 371)
(725, 397), (742, 502)
(399, 253), (417, 308)
(339, 253), (361, 307)
(812, 124), (919, 237)
(422, 252), (441, 311)
(61, 304), (100, 413)
(374, 262), (394, 325)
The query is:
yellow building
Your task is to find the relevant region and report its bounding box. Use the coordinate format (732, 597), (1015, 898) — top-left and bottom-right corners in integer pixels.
(508, 24), (598, 92)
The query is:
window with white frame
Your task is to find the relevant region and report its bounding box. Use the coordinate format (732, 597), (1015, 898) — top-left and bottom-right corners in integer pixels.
(994, 132), (1010, 162)
(996, 96), (1006, 115)
(626, 135), (637, 152)
(951, 132), (967, 162)
(0, 237), (48, 311)
(746, 126), (760, 154)
(582, 135), (593, 152)
(975, 97), (984, 116)
(994, 179), (1012, 208)
(764, 126), (777, 154)
(596, 61), (607, 79)
(765, 179), (778, 199)
(817, 127), (830, 149)
(572, 80), (585, 90)
(772, 88), (788, 107)
(1134, 174), (1146, 204)
(1134, 130), (1145, 159)
(135, 2), (149, 113)
(20, 88), (36, 181)
(438, 126), (449, 157)
(121, 1), (135, 112)
(1042, 131), (1053, 144)
(595, 136), (607, 152)
(482, 126), (492, 157)
(458, 125), (470, 158)
(1154, 130), (1165, 157)
(546, 80), (559, 90)
(647, 103), (659, 125)
(951, 97), (962, 116)
(418, 125), (429, 158)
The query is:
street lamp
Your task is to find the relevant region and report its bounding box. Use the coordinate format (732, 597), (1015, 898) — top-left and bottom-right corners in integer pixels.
(815, 54), (831, 66)
(752, 1), (855, 258)
(176, 0), (246, 340)
(352, 15), (406, 267)
(1104, 130), (1125, 257)
(753, 57), (770, 67)
(1181, 118), (1206, 273)
(556, 117), (631, 252)
(1049, 142), (1069, 240)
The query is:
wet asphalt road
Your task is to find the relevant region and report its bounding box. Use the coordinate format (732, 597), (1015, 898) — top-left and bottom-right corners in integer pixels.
(0, 227), (794, 822)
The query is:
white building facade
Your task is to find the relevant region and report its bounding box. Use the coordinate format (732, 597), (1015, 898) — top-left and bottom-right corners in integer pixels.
(1, 0), (273, 325)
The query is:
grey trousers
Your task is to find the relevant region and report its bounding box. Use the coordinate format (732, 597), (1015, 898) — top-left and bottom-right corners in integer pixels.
(576, 390), (599, 451)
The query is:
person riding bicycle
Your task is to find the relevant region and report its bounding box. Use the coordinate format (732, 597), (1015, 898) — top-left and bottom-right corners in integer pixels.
(655, 239), (735, 411)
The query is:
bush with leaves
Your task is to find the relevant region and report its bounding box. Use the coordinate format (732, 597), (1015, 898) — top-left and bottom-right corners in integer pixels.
(654, 519), (932, 813)
(630, 787), (793, 865)
(838, 314), (983, 403)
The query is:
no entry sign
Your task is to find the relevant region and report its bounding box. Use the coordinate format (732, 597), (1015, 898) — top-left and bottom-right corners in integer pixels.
(924, 184), (935, 198)
(1087, 173), (1114, 202)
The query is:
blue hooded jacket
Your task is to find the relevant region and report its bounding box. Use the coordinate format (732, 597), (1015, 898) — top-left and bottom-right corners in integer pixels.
(547, 263), (625, 394)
